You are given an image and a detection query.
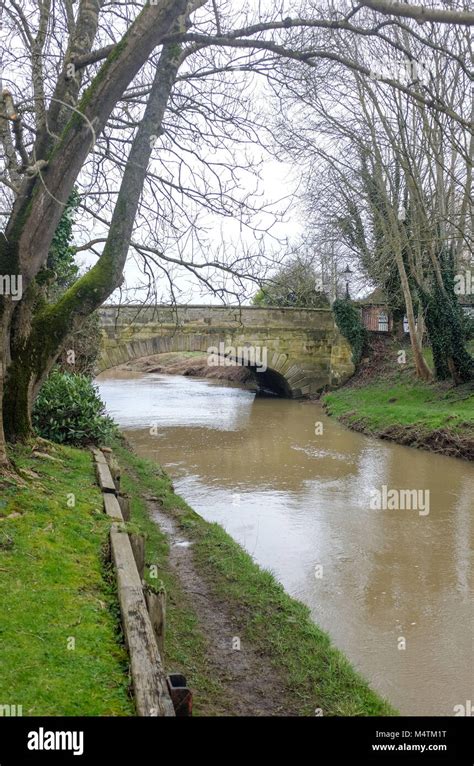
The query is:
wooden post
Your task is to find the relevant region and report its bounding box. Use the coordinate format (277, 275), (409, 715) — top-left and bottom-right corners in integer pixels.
(106, 454), (121, 491)
(117, 493), (131, 522)
(144, 585), (166, 657)
(130, 533), (145, 580)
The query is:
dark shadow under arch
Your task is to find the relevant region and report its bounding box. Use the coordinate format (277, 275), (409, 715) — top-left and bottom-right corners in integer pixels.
(246, 366), (292, 397)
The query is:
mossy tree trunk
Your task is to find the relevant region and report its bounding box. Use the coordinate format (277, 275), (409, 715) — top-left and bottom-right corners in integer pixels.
(392, 246), (432, 382)
(419, 282), (473, 385)
(2, 40), (185, 443)
(0, 383), (7, 466)
(0, 0), (188, 459)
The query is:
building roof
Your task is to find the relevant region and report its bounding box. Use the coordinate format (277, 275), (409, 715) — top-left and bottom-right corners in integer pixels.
(357, 286), (474, 307)
(355, 287), (388, 306)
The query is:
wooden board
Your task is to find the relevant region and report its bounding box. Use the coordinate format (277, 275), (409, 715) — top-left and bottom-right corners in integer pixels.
(110, 525), (175, 717)
(96, 461), (117, 494)
(91, 447), (107, 464)
(103, 493), (124, 521)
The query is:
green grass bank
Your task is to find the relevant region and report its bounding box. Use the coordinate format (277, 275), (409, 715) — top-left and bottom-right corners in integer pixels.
(0, 442), (133, 715)
(324, 339), (474, 460)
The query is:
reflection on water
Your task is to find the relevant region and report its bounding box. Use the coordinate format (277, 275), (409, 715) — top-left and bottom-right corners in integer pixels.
(97, 370), (474, 716)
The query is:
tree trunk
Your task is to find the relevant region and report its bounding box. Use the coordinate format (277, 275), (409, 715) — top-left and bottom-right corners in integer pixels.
(0, 379), (8, 465)
(3, 41), (184, 442)
(0, 302), (16, 459)
(393, 313), (406, 342)
(394, 248), (432, 381)
(3, 359), (35, 442)
(421, 288), (473, 384)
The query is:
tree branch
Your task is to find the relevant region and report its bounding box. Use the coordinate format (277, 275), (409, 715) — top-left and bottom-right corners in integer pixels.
(361, 1), (474, 26)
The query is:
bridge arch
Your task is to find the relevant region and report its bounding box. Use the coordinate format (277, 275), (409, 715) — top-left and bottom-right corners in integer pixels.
(97, 305), (354, 398)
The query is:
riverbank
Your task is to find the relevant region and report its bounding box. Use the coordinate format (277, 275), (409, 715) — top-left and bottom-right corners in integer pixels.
(324, 338), (474, 461)
(0, 438), (395, 716)
(115, 351), (253, 386)
(113, 439), (396, 716)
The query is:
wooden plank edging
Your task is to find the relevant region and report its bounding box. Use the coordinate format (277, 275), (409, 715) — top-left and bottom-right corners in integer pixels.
(96, 460), (117, 493)
(103, 493), (124, 521)
(91, 448), (175, 717)
(110, 524), (175, 717)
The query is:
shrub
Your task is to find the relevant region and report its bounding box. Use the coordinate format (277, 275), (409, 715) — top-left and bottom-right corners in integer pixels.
(462, 310), (474, 342)
(56, 311), (102, 376)
(252, 255), (329, 308)
(333, 298), (368, 366)
(33, 371), (117, 446)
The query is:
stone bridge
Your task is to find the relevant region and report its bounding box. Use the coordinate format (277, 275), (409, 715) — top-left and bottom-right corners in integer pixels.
(98, 304), (354, 397)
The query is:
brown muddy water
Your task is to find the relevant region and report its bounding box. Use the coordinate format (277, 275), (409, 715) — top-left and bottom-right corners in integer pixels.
(96, 369), (473, 716)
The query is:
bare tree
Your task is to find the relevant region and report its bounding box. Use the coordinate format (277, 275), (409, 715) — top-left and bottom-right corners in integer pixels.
(269, 9), (472, 381)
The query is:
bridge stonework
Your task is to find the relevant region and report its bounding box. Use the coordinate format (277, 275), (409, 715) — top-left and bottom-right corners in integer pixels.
(98, 305), (354, 397)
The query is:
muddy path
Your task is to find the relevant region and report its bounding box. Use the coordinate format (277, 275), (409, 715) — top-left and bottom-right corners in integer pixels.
(144, 495), (299, 716)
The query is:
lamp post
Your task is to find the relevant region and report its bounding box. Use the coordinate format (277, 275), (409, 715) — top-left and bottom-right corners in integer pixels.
(343, 265), (353, 299)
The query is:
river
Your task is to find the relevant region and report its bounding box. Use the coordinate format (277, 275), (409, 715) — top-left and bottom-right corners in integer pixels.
(96, 369), (473, 716)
